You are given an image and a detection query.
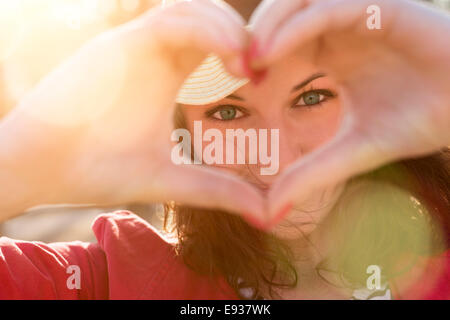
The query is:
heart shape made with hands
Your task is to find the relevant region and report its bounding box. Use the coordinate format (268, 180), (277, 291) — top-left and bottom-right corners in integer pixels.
(172, 0), (450, 230)
(15, 0), (446, 231)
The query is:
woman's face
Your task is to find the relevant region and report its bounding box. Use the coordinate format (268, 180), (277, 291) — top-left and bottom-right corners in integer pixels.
(181, 49), (345, 238)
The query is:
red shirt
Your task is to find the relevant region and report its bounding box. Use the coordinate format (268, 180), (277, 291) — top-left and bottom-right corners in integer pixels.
(0, 210), (448, 300)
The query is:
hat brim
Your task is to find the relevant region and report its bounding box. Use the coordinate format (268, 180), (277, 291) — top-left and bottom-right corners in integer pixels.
(176, 54), (249, 105)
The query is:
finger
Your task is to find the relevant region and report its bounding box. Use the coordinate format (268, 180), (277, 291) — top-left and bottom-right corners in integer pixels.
(206, 0), (247, 30)
(163, 0), (246, 34)
(151, 0), (247, 53)
(137, 1), (248, 82)
(253, 0), (395, 68)
(150, 164), (269, 227)
(191, 0), (248, 51)
(196, 0), (251, 78)
(122, 1), (248, 83)
(249, 0), (310, 58)
(266, 123), (392, 223)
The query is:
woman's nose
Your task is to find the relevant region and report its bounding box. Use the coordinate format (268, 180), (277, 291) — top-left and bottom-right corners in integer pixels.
(253, 119), (303, 179)
(276, 126), (303, 173)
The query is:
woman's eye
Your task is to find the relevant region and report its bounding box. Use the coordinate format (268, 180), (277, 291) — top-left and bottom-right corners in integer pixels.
(210, 106), (245, 121)
(294, 89), (335, 107)
(302, 91), (323, 105)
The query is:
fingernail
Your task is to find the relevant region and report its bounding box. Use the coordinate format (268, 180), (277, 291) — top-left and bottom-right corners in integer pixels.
(241, 47), (267, 85)
(248, 39), (261, 60)
(251, 68), (268, 85)
(243, 213), (270, 231)
(268, 203), (293, 227)
(241, 51), (255, 80)
(249, 39), (268, 71)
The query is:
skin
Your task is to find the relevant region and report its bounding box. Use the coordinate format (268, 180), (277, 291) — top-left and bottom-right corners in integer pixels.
(182, 50), (351, 299)
(0, 0), (449, 299)
(250, 0), (450, 220)
(182, 51), (351, 299)
(1, 0), (448, 226)
(0, 0), (266, 222)
(181, 48), (344, 237)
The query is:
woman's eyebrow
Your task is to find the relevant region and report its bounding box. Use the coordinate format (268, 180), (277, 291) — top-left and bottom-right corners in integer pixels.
(224, 94), (245, 101)
(222, 73), (326, 100)
(291, 73), (326, 92)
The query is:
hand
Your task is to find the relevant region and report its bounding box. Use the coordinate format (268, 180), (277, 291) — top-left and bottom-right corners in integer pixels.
(0, 0), (267, 222)
(249, 0), (450, 221)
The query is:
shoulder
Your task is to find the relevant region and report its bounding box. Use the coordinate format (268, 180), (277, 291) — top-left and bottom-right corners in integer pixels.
(91, 210), (237, 299)
(92, 210), (175, 256)
(0, 210), (236, 299)
(90, 210), (175, 298)
(0, 235), (108, 299)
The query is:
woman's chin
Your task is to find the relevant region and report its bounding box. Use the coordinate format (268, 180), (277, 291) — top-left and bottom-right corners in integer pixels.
(270, 213), (320, 240)
(269, 183), (346, 240)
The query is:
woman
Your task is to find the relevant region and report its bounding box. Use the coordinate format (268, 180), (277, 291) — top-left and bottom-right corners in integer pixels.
(0, 0), (449, 299)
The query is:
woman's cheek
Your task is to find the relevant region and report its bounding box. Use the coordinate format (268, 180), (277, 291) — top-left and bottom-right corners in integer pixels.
(187, 122), (242, 173)
(195, 120), (273, 179)
(293, 101), (342, 153)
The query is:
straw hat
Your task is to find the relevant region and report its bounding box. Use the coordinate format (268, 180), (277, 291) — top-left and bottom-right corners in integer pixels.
(162, 0), (250, 105)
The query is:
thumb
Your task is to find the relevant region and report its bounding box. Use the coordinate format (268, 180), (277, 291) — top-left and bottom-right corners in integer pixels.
(137, 163), (269, 228)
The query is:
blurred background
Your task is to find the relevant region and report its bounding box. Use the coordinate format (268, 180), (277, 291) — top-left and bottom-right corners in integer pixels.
(0, 0), (449, 243)
(0, 0), (166, 242)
